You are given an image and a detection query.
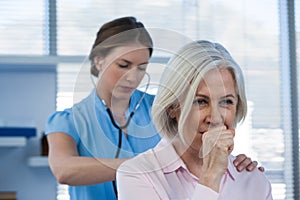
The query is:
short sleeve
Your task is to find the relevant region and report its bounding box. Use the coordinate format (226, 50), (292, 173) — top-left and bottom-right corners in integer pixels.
(45, 109), (79, 143)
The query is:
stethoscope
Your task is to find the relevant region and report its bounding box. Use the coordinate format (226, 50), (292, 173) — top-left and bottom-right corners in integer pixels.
(91, 72), (151, 198)
(102, 72), (150, 157)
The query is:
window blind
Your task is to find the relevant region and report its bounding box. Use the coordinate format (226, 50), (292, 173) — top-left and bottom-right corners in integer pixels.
(55, 1), (289, 199)
(0, 0), (298, 199)
(296, 0), (300, 131)
(0, 0), (45, 55)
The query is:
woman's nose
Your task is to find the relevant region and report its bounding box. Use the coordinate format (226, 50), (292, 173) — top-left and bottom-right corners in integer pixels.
(206, 106), (224, 127)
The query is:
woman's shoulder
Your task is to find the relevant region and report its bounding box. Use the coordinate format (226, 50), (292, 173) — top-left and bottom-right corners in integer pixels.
(227, 155), (272, 198)
(45, 108), (77, 135)
(118, 147), (158, 173)
(228, 155), (271, 186)
(118, 140), (171, 174)
(47, 108), (73, 124)
(47, 91), (93, 122)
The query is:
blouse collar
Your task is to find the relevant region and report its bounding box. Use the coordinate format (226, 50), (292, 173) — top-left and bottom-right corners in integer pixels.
(153, 139), (236, 181)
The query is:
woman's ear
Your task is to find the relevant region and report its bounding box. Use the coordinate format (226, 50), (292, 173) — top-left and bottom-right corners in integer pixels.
(94, 57), (104, 72)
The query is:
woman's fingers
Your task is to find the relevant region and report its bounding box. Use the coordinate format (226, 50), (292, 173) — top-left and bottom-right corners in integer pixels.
(201, 126), (234, 157)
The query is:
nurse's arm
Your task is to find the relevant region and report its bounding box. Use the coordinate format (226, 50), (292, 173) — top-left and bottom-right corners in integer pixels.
(47, 132), (127, 186)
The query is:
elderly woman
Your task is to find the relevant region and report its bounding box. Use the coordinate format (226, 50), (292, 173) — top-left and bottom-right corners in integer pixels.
(116, 40), (273, 200)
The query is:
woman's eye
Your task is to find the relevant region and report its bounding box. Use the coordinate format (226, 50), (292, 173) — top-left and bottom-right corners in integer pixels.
(220, 99), (234, 106)
(193, 99), (207, 106)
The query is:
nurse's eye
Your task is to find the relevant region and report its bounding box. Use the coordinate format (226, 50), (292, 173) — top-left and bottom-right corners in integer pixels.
(137, 64), (147, 71)
(118, 63), (129, 68)
(119, 64), (129, 68)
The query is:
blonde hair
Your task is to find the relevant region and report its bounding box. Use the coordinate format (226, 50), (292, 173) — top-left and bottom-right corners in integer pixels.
(152, 40), (247, 140)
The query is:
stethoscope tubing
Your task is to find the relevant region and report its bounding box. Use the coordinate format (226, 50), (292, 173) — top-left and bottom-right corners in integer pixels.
(96, 72), (150, 198)
(102, 72), (150, 151)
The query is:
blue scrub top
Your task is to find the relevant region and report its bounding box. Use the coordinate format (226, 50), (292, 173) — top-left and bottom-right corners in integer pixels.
(45, 89), (161, 200)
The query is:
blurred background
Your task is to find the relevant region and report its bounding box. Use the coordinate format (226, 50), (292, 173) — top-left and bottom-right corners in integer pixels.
(0, 0), (299, 199)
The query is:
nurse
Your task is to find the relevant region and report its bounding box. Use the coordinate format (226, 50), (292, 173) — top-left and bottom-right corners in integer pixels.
(45, 16), (261, 200)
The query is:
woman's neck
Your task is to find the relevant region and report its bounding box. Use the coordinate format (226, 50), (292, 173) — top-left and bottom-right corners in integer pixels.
(172, 138), (203, 178)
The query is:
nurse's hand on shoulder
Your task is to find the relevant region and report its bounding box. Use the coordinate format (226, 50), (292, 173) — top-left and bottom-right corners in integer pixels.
(234, 153), (264, 172)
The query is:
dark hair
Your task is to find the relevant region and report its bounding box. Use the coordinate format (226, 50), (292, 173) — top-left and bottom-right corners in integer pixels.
(89, 16), (153, 77)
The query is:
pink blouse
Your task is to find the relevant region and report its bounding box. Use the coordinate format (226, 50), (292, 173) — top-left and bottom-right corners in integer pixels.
(117, 139), (273, 200)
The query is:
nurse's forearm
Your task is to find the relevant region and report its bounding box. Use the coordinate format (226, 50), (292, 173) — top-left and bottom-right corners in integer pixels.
(49, 157), (128, 186)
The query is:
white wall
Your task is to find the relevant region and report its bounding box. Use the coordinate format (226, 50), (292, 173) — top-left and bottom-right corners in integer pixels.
(0, 64), (57, 200)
